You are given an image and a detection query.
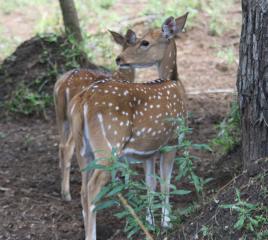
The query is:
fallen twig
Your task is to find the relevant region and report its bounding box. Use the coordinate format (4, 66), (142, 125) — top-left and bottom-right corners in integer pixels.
(187, 88), (235, 95)
(117, 193), (154, 240)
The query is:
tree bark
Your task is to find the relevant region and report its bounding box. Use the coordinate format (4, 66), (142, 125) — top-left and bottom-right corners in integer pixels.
(237, 0), (268, 171)
(59, 0), (83, 42)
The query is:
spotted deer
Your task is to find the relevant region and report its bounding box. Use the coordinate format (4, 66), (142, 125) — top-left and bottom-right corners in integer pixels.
(54, 30), (137, 201)
(69, 13), (188, 240)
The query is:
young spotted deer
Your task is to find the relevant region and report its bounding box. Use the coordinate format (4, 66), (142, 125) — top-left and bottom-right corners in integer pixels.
(69, 13), (188, 240)
(54, 30), (137, 201)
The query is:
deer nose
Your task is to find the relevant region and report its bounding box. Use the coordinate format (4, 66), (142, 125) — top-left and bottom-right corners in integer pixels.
(115, 56), (121, 65)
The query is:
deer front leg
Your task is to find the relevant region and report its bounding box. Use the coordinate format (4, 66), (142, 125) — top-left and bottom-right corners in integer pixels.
(59, 127), (75, 201)
(143, 158), (157, 226)
(160, 151), (175, 227)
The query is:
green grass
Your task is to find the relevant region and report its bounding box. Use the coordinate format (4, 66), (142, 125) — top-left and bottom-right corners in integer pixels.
(0, 0), (238, 63)
(220, 189), (268, 236)
(143, 0), (201, 28)
(3, 33), (88, 117)
(0, 0), (50, 14)
(84, 33), (118, 69)
(217, 47), (236, 65)
(210, 100), (240, 156)
(5, 83), (53, 116)
(0, 26), (22, 62)
(203, 0), (235, 36)
(0, 0), (240, 118)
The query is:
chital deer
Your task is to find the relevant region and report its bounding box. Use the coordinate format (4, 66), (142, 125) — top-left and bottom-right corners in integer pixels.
(54, 30), (137, 201)
(69, 13), (188, 240)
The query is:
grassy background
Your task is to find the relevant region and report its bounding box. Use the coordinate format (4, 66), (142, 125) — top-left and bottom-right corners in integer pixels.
(0, 0), (239, 66)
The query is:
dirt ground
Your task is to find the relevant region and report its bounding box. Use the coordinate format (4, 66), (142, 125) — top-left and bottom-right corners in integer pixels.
(0, 2), (245, 240)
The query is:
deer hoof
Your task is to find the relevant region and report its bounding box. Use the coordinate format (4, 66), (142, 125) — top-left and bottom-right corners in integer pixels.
(62, 191), (72, 201)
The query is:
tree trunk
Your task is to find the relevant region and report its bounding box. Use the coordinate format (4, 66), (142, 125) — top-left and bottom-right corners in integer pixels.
(59, 0), (83, 42)
(237, 0), (268, 172)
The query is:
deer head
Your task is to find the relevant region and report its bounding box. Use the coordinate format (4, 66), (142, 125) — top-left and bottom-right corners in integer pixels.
(109, 29), (139, 80)
(116, 13), (188, 80)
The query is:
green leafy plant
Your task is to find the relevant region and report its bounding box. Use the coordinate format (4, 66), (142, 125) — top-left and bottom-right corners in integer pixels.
(162, 118), (213, 201)
(143, 0), (200, 28)
(84, 33), (117, 69)
(34, 7), (62, 34)
(0, 26), (22, 61)
(6, 83), (52, 116)
(200, 225), (214, 239)
(220, 189), (268, 234)
(217, 47), (236, 65)
(85, 118), (212, 239)
(203, 0), (234, 36)
(211, 100), (240, 155)
(99, 0), (117, 9)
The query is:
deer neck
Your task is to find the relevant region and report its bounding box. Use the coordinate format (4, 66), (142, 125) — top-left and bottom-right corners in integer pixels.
(157, 39), (178, 81)
(112, 68), (135, 82)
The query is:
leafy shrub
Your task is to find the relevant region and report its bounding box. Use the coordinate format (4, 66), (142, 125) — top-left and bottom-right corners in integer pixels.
(211, 100), (240, 155)
(85, 118), (212, 239)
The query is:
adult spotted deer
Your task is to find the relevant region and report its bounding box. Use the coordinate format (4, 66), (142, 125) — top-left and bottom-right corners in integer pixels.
(54, 30), (137, 201)
(69, 13), (188, 240)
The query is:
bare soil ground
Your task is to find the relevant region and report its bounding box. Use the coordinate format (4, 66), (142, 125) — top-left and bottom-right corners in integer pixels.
(0, 2), (251, 240)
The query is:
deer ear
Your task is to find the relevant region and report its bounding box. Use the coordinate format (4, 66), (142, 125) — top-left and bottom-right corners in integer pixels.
(175, 12), (189, 33)
(125, 29), (137, 45)
(162, 16), (176, 39)
(162, 12), (188, 39)
(109, 30), (125, 46)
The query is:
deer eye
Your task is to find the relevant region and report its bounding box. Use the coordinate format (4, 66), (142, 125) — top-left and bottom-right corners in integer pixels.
(140, 40), (150, 47)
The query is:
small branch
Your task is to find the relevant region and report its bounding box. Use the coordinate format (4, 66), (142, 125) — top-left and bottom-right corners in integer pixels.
(187, 88), (236, 95)
(97, 15), (159, 34)
(0, 186), (10, 192)
(107, 229), (121, 240)
(117, 193), (154, 240)
(119, 15), (158, 28)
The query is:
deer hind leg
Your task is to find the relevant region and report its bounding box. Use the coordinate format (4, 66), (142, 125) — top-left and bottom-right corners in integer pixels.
(59, 121), (75, 201)
(160, 151), (176, 227)
(78, 148), (95, 238)
(143, 158), (157, 225)
(84, 146), (112, 240)
(79, 109), (117, 240)
(74, 146), (94, 239)
(81, 167), (91, 239)
(75, 117), (96, 238)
